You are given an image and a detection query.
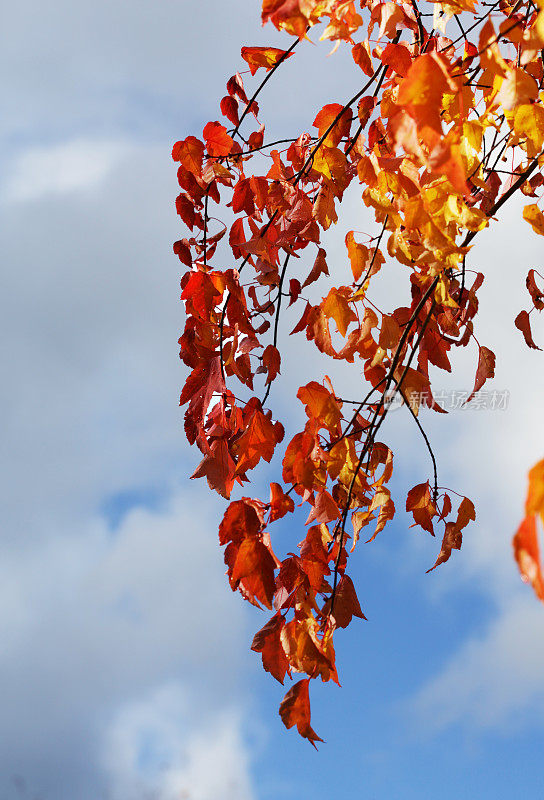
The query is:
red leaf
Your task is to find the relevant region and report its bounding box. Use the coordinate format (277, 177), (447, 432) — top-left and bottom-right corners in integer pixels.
(262, 344), (281, 385)
(191, 439), (235, 499)
(203, 121), (234, 157)
(229, 537), (277, 608)
(515, 310), (542, 350)
(269, 482), (295, 522)
(467, 345), (496, 402)
(175, 193), (196, 230)
(527, 269), (544, 310)
(220, 95), (239, 126)
(251, 614), (290, 683)
(381, 42), (412, 77)
(173, 239), (192, 267)
(279, 679), (324, 748)
(352, 42), (373, 76)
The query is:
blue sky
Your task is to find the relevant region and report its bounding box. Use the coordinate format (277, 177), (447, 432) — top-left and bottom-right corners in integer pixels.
(2, 1), (544, 798)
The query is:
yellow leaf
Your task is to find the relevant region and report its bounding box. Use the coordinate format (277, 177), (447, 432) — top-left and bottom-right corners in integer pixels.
(523, 203), (544, 235)
(514, 104), (544, 156)
(497, 67), (539, 111)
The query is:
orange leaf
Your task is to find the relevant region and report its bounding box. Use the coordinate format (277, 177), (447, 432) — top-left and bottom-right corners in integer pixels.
(313, 184), (338, 229)
(297, 381), (342, 431)
(313, 104), (352, 146)
(305, 490), (340, 526)
(513, 515), (544, 601)
(525, 460), (544, 518)
(219, 498), (265, 546)
(427, 497), (474, 572)
(345, 231), (369, 282)
(426, 521), (463, 572)
(241, 45), (293, 76)
(172, 136), (205, 174)
(302, 247), (329, 288)
(396, 53), (451, 137)
(406, 481), (436, 534)
(323, 575), (366, 628)
(279, 679), (324, 748)
(321, 288), (357, 336)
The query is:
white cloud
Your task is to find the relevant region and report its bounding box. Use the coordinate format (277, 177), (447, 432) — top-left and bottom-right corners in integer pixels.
(0, 136), (258, 796)
(0, 490), (254, 799)
(408, 595), (544, 733)
(3, 139), (128, 202)
(103, 684), (254, 800)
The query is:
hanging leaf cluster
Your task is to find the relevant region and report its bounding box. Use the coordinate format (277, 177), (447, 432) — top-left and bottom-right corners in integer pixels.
(174, 0), (544, 743)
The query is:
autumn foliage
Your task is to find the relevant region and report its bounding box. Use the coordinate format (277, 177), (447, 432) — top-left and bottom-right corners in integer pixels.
(174, 0), (544, 743)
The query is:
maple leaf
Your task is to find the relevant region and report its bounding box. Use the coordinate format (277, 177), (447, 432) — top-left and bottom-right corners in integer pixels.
(233, 404), (284, 477)
(219, 498), (265, 546)
(279, 679), (324, 748)
(313, 104), (352, 147)
(241, 45), (293, 75)
(280, 617), (338, 683)
(180, 356), (224, 446)
(305, 490), (340, 526)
